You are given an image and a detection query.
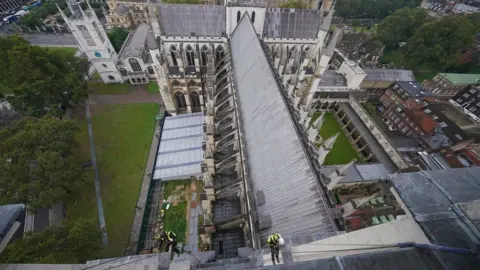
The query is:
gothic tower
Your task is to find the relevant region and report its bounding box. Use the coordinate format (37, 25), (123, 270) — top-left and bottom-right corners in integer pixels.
(58, 0), (123, 84)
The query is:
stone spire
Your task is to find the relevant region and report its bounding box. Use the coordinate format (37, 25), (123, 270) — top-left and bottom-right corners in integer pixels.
(299, 108), (308, 126)
(316, 133), (338, 166)
(327, 159), (357, 190)
(66, 0), (85, 19)
(311, 112), (325, 130)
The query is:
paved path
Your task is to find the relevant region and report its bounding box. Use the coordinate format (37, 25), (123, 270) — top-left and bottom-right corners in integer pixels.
(89, 91), (162, 105)
(187, 195), (200, 254)
(86, 101), (108, 246)
(126, 110), (163, 255)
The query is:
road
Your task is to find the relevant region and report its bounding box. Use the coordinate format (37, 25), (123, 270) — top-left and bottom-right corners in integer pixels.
(21, 33), (76, 46)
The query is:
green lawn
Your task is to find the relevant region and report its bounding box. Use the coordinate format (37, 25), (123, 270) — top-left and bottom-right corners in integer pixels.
(162, 180), (190, 243)
(88, 82), (132, 94)
(147, 81), (159, 94)
(310, 112), (362, 165)
(163, 202), (187, 243)
(46, 46), (78, 55)
(353, 25), (377, 35)
(69, 103), (159, 257)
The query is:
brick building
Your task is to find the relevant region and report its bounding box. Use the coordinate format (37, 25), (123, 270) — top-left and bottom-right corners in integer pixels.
(380, 82), (471, 151)
(422, 73), (480, 100)
(450, 85), (480, 123)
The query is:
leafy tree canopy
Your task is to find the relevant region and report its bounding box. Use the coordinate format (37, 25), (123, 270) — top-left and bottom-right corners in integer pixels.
(19, 0), (68, 27)
(376, 8), (427, 49)
(0, 116), (90, 211)
(336, 0), (421, 19)
(403, 15), (476, 71)
(279, 0), (309, 8)
(0, 218), (103, 264)
(0, 35), (89, 117)
(107, 27), (129, 52)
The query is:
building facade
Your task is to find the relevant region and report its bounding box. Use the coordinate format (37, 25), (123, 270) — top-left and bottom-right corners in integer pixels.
(422, 73), (480, 100)
(450, 85), (480, 123)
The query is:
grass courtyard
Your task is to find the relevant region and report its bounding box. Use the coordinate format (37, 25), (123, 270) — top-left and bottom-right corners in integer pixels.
(69, 103), (159, 257)
(310, 112), (362, 165)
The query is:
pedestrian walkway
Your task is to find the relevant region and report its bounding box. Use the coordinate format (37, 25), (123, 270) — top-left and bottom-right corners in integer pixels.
(126, 107), (164, 255)
(187, 191), (200, 254)
(85, 101), (108, 246)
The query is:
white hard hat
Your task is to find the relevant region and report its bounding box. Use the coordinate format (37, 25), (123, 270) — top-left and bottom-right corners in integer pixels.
(278, 237), (285, 245)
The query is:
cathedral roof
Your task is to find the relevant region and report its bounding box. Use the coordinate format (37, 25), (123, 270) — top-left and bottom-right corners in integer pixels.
(118, 23), (149, 59)
(114, 4), (130, 16)
(159, 4), (226, 37)
(230, 14), (336, 242)
(263, 8), (321, 39)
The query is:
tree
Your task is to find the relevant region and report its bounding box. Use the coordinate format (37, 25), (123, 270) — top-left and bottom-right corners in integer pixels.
(279, 0), (308, 8)
(107, 27), (129, 52)
(403, 15), (476, 71)
(0, 36), (89, 117)
(0, 116), (90, 211)
(336, 0), (421, 19)
(0, 218), (103, 264)
(376, 8), (427, 49)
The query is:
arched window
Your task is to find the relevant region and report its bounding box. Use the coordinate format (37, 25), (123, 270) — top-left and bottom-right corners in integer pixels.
(175, 92), (187, 109)
(108, 75), (115, 80)
(237, 11), (241, 23)
(170, 46), (178, 66)
(142, 78), (147, 83)
(190, 91), (201, 110)
(186, 45), (195, 66)
(188, 80), (197, 88)
(251, 11), (255, 23)
(129, 58), (142, 72)
(120, 68), (127, 76)
(147, 66), (154, 75)
(201, 45), (208, 66)
(215, 46), (224, 65)
(172, 80), (180, 87)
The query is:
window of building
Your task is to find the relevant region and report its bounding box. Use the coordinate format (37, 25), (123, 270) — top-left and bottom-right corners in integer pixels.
(424, 109), (431, 113)
(142, 78), (146, 83)
(432, 115), (438, 120)
(415, 127), (419, 131)
(237, 11), (241, 22)
(421, 132), (425, 136)
(201, 45), (208, 66)
(147, 66), (154, 75)
(120, 68), (127, 76)
(170, 46), (178, 66)
(92, 21), (106, 43)
(463, 93), (470, 98)
(439, 122), (447, 128)
(251, 11), (255, 23)
(108, 48), (111, 54)
(129, 58), (142, 72)
(456, 98), (463, 103)
(102, 64), (107, 68)
(175, 92), (187, 108)
(470, 107), (477, 112)
(190, 91), (201, 108)
(186, 45), (195, 66)
(470, 88), (476, 94)
(215, 46), (224, 65)
(108, 75), (115, 80)
(172, 80), (180, 87)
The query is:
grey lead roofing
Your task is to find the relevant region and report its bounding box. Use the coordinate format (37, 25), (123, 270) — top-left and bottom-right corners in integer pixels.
(263, 8), (321, 39)
(118, 24), (149, 58)
(230, 15), (335, 241)
(363, 69), (415, 82)
(159, 4), (226, 37)
(389, 167), (480, 269)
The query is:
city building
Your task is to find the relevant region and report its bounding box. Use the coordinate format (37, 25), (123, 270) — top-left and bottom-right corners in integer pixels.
(337, 32), (384, 68)
(422, 73), (480, 100)
(361, 69), (415, 101)
(106, 0), (151, 28)
(380, 82), (472, 151)
(0, 0), (27, 14)
(452, 2), (480, 14)
(450, 85), (480, 123)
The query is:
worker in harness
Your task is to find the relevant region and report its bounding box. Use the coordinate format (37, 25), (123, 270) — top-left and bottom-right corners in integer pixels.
(161, 231), (180, 256)
(267, 233), (284, 265)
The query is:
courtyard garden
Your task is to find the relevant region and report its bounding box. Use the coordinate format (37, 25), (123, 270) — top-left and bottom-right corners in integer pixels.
(310, 112), (362, 165)
(69, 103), (159, 257)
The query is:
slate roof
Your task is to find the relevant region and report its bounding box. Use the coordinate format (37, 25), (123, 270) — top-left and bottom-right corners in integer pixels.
(114, 4), (130, 16)
(263, 8), (321, 39)
(153, 113), (204, 181)
(363, 69), (415, 82)
(118, 24), (149, 58)
(317, 71), (347, 88)
(159, 4), (226, 37)
(396, 81), (436, 99)
(0, 204), (24, 241)
(230, 15), (335, 241)
(389, 167), (480, 269)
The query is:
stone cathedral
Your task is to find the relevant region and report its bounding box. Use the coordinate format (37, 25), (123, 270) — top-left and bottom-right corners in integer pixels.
(61, 0), (340, 116)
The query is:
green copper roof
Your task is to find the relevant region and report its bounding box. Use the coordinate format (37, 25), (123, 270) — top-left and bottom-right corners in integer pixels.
(439, 73), (480, 85)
